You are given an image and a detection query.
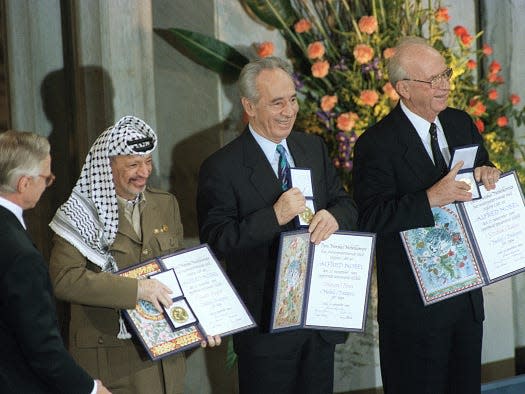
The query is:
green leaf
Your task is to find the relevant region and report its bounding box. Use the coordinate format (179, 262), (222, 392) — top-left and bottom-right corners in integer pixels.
(155, 28), (248, 79)
(225, 336), (237, 370)
(243, 0), (297, 30)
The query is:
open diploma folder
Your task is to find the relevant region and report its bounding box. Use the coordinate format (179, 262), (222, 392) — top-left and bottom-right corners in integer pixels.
(270, 230), (375, 333)
(118, 244), (256, 360)
(400, 171), (525, 305)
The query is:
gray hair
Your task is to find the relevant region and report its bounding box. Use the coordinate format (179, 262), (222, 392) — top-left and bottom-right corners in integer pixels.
(0, 130), (50, 193)
(387, 36), (435, 85)
(238, 56), (294, 102)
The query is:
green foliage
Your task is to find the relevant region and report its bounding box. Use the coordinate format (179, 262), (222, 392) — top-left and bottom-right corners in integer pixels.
(244, 0), (297, 29)
(155, 28), (249, 79)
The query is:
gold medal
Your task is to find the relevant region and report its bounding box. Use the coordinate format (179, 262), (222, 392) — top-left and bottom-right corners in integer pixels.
(171, 306), (189, 323)
(299, 207), (314, 224)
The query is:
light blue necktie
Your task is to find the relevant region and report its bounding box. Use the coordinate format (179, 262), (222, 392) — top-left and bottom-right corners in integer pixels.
(276, 144), (290, 191)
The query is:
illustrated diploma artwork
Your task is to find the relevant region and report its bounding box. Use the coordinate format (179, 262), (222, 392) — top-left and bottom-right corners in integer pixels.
(271, 230), (375, 332)
(401, 171), (525, 305)
(118, 245), (256, 360)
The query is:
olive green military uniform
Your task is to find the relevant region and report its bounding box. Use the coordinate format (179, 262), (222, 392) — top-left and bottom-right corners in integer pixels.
(49, 187), (185, 393)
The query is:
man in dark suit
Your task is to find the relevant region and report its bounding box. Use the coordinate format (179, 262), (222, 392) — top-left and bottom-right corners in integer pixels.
(0, 130), (110, 394)
(197, 57), (358, 394)
(353, 37), (501, 393)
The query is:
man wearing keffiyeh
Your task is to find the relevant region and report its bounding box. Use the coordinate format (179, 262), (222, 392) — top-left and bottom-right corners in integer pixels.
(49, 116), (220, 393)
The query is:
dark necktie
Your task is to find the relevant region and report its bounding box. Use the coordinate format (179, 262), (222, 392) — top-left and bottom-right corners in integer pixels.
(276, 144), (290, 191)
(429, 123), (448, 175)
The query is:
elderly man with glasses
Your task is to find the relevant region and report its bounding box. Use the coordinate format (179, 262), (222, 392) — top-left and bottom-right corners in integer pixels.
(353, 37), (500, 393)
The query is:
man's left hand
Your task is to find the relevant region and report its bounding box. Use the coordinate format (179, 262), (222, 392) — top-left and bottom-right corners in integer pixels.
(308, 209), (339, 245)
(474, 165), (501, 191)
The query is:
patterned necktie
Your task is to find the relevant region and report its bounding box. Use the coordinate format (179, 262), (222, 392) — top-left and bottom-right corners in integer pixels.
(429, 123), (448, 175)
(276, 144), (290, 191)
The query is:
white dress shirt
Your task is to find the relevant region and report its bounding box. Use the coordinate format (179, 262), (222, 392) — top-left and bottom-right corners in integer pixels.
(249, 124), (295, 177)
(400, 100), (451, 165)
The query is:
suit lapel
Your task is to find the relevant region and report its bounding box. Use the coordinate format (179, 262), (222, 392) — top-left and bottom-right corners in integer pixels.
(241, 130), (283, 205)
(286, 132), (309, 168)
(0, 205), (36, 247)
(392, 105), (444, 184)
(112, 208), (140, 252)
(140, 193), (168, 248)
(439, 113), (464, 150)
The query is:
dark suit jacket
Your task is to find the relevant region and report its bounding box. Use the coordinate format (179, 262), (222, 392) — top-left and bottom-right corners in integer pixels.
(0, 206), (93, 394)
(353, 104), (487, 329)
(197, 129), (358, 353)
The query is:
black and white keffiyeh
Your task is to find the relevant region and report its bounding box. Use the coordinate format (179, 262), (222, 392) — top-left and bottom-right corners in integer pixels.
(50, 115), (157, 272)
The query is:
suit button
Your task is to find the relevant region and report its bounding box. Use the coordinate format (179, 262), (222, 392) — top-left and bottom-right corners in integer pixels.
(98, 337), (104, 344)
(142, 249), (149, 255)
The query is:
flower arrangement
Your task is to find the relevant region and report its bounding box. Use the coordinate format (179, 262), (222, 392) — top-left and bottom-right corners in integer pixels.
(158, 0), (525, 192)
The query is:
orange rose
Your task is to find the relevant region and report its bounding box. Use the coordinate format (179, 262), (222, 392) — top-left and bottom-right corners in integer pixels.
(466, 59), (477, 70)
(311, 60), (330, 78)
(489, 60), (501, 74)
(294, 18), (312, 33)
(307, 41), (326, 60)
(358, 15), (378, 35)
(460, 34), (474, 47)
(360, 90), (379, 106)
(482, 43), (493, 56)
(488, 74), (504, 84)
(435, 7), (450, 23)
(487, 89), (498, 101)
(497, 116), (508, 127)
(383, 47), (396, 59)
(257, 41), (274, 58)
(336, 112), (359, 132)
(469, 99), (487, 117)
(453, 26), (468, 37)
(510, 94), (521, 105)
(474, 119), (485, 133)
(320, 95), (338, 112)
(353, 44), (374, 64)
(382, 82), (399, 101)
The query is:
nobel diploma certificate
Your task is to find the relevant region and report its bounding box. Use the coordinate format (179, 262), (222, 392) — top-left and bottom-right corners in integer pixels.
(461, 171), (525, 280)
(162, 246), (255, 336)
(271, 230), (375, 332)
(401, 170), (525, 305)
(118, 245), (255, 360)
(305, 233), (375, 330)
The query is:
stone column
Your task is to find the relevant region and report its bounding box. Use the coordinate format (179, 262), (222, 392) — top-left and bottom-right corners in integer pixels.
(482, 0), (525, 374)
(72, 0), (157, 161)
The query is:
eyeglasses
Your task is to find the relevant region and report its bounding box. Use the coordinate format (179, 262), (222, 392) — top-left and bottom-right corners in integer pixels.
(402, 67), (453, 89)
(37, 172), (56, 187)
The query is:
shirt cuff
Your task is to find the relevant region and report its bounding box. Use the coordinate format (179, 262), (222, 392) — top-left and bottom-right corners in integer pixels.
(90, 380), (97, 394)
